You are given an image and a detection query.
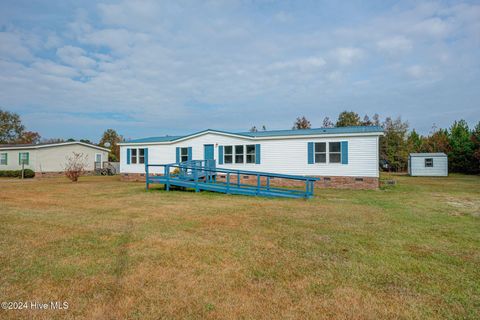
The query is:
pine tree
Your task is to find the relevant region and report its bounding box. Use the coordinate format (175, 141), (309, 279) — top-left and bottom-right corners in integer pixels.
(336, 111), (361, 127)
(448, 120), (475, 173)
(407, 129), (423, 153)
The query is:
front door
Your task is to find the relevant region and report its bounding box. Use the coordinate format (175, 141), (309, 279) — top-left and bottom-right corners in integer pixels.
(204, 144), (214, 161)
(95, 153), (102, 169)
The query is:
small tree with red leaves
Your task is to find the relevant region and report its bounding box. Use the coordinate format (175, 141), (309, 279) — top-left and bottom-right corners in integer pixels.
(64, 152), (88, 182)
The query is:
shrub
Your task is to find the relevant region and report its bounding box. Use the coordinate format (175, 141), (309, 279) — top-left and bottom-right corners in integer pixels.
(0, 169), (35, 178)
(23, 169), (35, 178)
(64, 152), (88, 182)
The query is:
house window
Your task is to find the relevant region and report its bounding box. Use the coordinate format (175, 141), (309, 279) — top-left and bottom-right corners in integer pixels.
(314, 142), (326, 163)
(139, 148), (145, 164)
(224, 145), (258, 164)
(246, 145), (256, 163)
(425, 158), (433, 167)
(0, 153), (7, 165)
(19, 152), (29, 165)
(180, 147), (189, 162)
(224, 146), (233, 164)
(329, 142), (341, 163)
(131, 149), (137, 164)
(235, 145), (244, 163)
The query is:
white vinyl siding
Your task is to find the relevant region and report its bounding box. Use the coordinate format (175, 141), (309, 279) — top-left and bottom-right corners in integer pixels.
(0, 144), (108, 172)
(120, 132), (380, 177)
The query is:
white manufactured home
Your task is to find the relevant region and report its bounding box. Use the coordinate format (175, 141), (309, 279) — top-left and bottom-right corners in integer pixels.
(0, 141), (110, 177)
(408, 153), (448, 177)
(119, 126), (384, 189)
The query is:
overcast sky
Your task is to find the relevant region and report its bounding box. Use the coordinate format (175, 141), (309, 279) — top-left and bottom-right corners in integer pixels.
(0, 0), (479, 141)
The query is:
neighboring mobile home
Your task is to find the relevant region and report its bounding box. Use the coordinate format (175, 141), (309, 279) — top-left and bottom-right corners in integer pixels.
(0, 141), (110, 177)
(119, 126), (384, 189)
(408, 153), (448, 177)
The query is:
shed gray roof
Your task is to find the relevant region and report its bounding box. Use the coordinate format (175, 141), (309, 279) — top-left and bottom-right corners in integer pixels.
(0, 141), (110, 152)
(409, 153), (447, 157)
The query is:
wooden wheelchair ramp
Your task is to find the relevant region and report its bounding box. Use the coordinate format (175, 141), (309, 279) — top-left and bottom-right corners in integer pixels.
(145, 160), (319, 199)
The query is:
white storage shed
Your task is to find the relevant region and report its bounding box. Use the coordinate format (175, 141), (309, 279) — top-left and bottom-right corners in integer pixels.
(408, 153), (448, 177)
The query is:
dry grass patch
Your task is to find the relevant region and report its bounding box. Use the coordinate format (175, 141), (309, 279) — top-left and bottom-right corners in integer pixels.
(0, 174), (479, 319)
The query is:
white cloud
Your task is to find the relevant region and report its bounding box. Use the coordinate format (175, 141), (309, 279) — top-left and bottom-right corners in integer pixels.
(405, 65), (440, 83)
(332, 47), (364, 66)
(31, 60), (79, 78)
(406, 65), (425, 78)
(410, 17), (451, 38)
(270, 57), (326, 71)
(0, 0), (479, 138)
(79, 28), (150, 53)
(56, 45), (97, 70)
(377, 36), (412, 54)
(0, 31), (34, 61)
(98, 1), (163, 29)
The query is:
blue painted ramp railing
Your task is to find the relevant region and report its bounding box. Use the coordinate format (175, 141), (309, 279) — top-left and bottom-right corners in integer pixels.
(145, 160), (319, 199)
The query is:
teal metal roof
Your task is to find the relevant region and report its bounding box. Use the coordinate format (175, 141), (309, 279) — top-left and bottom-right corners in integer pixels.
(126, 126), (383, 143)
(240, 126), (383, 137)
(128, 136), (183, 143)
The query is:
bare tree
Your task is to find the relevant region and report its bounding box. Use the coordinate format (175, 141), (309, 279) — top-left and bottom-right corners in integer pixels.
(322, 117), (334, 128)
(64, 152), (89, 182)
(292, 116), (311, 129)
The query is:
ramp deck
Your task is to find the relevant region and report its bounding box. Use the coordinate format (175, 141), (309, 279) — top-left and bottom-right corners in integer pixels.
(146, 160), (319, 199)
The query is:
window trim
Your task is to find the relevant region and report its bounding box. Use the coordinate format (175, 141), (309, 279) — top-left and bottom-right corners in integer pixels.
(131, 148), (138, 164)
(246, 144), (256, 164)
(425, 158), (433, 168)
(314, 142), (327, 164)
(180, 147), (189, 162)
(313, 142), (342, 164)
(0, 153), (7, 165)
(224, 146), (233, 164)
(19, 152), (29, 165)
(235, 145), (244, 164)
(328, 142), (342, 164)
(223, 144), (258, 165)
(139, 148), (145, 164)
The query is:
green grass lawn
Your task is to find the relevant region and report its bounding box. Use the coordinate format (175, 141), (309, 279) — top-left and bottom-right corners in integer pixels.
(0, 174), (479, 319)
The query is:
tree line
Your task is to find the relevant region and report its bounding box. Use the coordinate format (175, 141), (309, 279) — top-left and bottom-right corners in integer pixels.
(2, 108), (479, 173)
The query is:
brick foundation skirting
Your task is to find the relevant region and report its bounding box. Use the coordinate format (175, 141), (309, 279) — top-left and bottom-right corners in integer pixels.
(121, 173), (379, 189)
(120, 173), (147, 182)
